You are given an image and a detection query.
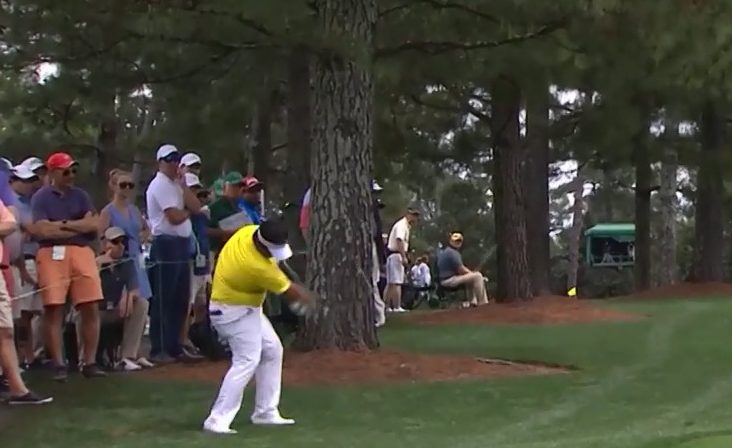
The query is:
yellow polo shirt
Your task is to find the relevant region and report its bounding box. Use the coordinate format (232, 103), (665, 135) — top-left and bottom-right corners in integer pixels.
(211, 225), (291, 307)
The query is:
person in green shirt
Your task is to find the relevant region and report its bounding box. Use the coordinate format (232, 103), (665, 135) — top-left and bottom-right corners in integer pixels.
(207, 171), (244, 252)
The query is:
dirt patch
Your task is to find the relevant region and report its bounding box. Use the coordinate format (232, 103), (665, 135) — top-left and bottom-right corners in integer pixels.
(409, 296), (640, 325)
(141, 350), (567, 386)
(620, 282), (732, 300)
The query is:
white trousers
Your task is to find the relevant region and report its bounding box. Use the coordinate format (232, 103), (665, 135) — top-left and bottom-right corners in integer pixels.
(205, 304), (284, 429)
(372, 243), (386, 326)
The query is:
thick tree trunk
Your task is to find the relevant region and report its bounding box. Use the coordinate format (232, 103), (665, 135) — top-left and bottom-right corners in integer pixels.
(692, 101), (725, 281)
(491, 76), (533, 302)
(284, 47), (312, 252)
(524, 86), (551, 296)
(294, 0), (378, 351)
(657, 120), (679, 286)
(566, 169), (586, 294)
(634, 132), (652, 291)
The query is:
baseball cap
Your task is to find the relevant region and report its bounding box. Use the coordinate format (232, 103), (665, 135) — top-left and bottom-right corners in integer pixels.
(46, 152), (77, 170)
(211, 178), (224, 197)
(256, 219), (292, 261)
(156, 144), (180, 161)
(104, 226), (126, 241)
(450, 232), (464, 243)
(222, 171), (243, 184)
(184, 172), (203, 188)
(180, 152), (202, 167)
(241, 176), (263, 192)
(21, 157), (45, 172)
(407, 203), (422, 215)
(11, 164), (37, 180)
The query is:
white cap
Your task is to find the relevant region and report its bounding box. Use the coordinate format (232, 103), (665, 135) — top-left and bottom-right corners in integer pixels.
(184, 172), (202, 188)
(372, 180), (384, 192)
(11, 164), (37, 180)
(1, 158), (12, 170)
(156, 144), (179, 161)
(256, 229), (293, 262)
(21, 157), (44, 172)
(103, 226), (126, 241)
(180, 152), (202, 167)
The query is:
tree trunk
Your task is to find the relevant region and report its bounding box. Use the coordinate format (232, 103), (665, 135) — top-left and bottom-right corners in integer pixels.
(566, 168), (586, 295)
(491, 76), (533, 302)
(253, 90), (274, 185)
(692, 101), (725, 281)
(524, 86), (551, 296)
(634, 130), (652, 291)
(657, 120), (679, 286)
(284, 47), (312, 253)
(94, 95), (118, 208)
(294, 0), (378, 351)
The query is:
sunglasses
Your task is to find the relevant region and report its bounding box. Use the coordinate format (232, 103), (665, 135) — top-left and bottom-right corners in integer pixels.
(186, 163), (201, 170)
(110, 237), (127, 246)
(196, 191), (210, 199)
(23, 177), (40, 184)
(63, 167), (77, 177)
(161, 153), (181, 163)
(118, 182), (135, 190)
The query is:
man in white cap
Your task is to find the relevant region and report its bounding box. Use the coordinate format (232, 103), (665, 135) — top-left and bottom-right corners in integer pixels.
(180, 153), (202, 176)
(20, 157), (48, 185)
(202, 218), (316, 435)
(145, 144), (202, 363)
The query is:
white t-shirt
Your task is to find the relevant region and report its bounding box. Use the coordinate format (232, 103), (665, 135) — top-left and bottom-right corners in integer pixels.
(410, 263), (431, 287)
(146, 171), (192, 238)
(387, 217), (410, 253)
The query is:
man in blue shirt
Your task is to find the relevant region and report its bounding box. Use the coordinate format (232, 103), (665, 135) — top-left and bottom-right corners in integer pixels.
(182, 173), (211, 356)
(237, 176), (263, 225)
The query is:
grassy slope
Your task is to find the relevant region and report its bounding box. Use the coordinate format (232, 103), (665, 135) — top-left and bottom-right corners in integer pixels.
(3, 299), (732, 448)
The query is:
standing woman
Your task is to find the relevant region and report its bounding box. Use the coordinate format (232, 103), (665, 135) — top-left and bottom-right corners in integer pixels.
(99, 169), (154, 369)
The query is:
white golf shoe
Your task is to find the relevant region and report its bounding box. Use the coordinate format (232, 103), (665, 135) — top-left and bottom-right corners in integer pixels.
(250, 411), (295, 426)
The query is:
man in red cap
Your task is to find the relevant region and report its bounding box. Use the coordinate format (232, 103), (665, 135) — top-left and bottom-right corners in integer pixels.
(237, 176), (263, 225)
(30, 152), (106, 381)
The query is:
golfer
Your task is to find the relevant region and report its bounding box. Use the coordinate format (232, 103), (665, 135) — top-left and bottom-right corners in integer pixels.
(203, 219), (315, 435)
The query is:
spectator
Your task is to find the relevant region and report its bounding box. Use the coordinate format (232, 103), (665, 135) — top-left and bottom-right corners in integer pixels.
(384, 204), (420, 312)
(180, 173), (211, 356)
(30, 152), (106, 380)
(96, 227), (152, 371)
(370, 181), (386, 327)
(299, 187), (311, 243)
(437, 232), (489, 308)
(410, 256), (432, 288)
(238, 176), (263, 225)
(0, 198), (52, 404)
(180, 153), (202, 176)
(20, 157), (48, 186)
(99, 169), (152, 303)
(145, 144), (202, 363)
(9, 165), (43, 369)
(207, 171), (245, 253)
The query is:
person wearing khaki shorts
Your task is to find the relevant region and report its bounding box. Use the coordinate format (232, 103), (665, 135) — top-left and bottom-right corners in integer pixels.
(31, 152), (106, 381)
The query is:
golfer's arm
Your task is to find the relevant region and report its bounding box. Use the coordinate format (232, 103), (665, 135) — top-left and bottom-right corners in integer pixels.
(282, 282), (315, 304)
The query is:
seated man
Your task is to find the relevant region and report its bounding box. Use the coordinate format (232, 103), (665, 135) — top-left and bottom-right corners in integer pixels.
(437, 232), (489, 308)
(95, 227), (148, 371)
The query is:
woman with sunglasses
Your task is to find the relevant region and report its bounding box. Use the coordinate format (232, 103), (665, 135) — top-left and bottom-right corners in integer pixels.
(98, 169), (154, 370)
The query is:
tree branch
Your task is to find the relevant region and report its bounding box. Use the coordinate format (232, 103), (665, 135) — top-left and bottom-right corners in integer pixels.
(375, 19), (565, 58)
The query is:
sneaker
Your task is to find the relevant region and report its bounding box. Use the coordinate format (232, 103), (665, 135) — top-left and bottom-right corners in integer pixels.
(251, 411), (295, 426)
(149, 353), (177, 365)
(118, 358), (142, 372)
(395, 307), (408, 313)
(81, 364), (108, 378)
(203, 421), (238, 435)
(177, 350), (205, 364)
(136, 357), (155, 369)
(182, 344), (203, 357)
(7, 391), (53, 405)
(52, 365), (69, 382)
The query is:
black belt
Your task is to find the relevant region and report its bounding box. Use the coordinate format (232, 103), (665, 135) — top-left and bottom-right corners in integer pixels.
(24, 254), (35, 260)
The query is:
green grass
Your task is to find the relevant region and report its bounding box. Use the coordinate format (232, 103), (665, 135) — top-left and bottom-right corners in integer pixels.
(5, 298), (732, 447)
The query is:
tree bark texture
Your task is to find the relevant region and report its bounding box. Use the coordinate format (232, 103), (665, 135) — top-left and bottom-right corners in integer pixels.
(657, 121), (679, 286)
(566, 168), (586, 294)
(634, 132), (652, 291)
(692, 101), (725, 282)
(524, 87), (551, 296)
(284, 47), (312, 252)
(491, 76), (533, 302)
(253, 90), (274, 186)
(294, 0), (379, 351)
